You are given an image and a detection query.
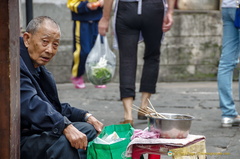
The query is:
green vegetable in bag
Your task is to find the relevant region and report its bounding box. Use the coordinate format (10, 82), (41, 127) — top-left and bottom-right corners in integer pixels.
(92, 67), (112, 82)
(88, 55), (113, 85)
(85, 35), (116, 85)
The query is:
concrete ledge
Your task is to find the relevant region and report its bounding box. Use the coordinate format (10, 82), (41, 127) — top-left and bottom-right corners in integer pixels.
(20, 1), (238, 83)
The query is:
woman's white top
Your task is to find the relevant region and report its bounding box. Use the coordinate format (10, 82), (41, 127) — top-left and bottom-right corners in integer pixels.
(222, 0), (239, 8)
(118, 0), (167, 15)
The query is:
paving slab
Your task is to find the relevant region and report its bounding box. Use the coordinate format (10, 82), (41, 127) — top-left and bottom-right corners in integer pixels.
(57, 82), (240, 158)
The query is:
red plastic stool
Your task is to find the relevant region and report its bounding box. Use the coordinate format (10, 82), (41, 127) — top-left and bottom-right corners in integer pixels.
(132, 144), (162, 159)
(131, 137), (206, 159)
(148, 154), (161, 159)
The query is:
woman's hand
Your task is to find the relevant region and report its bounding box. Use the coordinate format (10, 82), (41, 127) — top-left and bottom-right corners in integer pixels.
(98, 17), (110, 36)
(162, 0), (175, 32)
(162, 12), (174, 32)
(98, 0), (113, 36)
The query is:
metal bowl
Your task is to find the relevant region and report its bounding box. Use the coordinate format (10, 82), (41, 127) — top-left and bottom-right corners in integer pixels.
(147, 113), (194, 139)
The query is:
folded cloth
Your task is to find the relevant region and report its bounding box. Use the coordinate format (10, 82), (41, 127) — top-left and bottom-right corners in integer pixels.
(125, 134), (206, 157)
(131, 128), (160, 140)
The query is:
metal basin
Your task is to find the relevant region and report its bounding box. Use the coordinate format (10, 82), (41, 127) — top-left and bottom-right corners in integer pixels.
(147, 113), (194, 139)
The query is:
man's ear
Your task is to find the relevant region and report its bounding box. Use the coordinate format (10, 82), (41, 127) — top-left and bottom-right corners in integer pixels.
(23, 32), (31, 48)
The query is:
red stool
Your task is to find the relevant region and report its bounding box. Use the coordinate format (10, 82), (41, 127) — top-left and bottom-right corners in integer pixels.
(148, 154), (161, 159)
(131, 138), (206, 159)
(132, 144), (162, 159)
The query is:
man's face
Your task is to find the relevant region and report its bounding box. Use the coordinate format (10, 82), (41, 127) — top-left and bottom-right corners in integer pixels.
(23, 20), (61, 68)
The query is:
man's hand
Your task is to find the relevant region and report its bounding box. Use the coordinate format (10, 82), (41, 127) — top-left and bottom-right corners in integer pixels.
(86, 116), (103, 134)
(63, 124), (88, 150)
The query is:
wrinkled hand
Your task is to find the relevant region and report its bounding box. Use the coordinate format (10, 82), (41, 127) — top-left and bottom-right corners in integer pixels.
(63, 124), (88, 150)
(98, 17), (109, 36)
(87, 116), (103, 134)
(162, 12), (174, 32)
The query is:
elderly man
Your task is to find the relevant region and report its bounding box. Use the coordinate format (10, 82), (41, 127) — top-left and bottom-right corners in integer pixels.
(20, 16), (103, 159)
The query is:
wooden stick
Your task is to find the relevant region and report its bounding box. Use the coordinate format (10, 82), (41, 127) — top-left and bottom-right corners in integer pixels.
(132, 107), (146, 115)
(147, 107), (155, 113)
(147, 98), (156, 111)
(132, 104), (141, 110)
(147, 98), (160, 117)
(147, 107), (167, 119)
(132, 104), (148, 114)
(132, 104), (153, 117)
(157, 113), (167, 119)
(147, 99), (168, 119)
(131, 107), (152, 117)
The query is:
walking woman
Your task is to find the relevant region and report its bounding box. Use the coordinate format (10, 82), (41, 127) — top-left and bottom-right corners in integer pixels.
(98, 0), (176, 126)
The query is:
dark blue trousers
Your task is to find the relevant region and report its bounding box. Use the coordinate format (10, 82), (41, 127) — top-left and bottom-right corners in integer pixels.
(21, 122), (97, 159)
(71, 21), (99, 78)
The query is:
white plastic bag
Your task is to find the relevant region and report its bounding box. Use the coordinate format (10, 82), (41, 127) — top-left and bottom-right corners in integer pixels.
(85, 35), (116, 85)
(93, 131), (126, 145)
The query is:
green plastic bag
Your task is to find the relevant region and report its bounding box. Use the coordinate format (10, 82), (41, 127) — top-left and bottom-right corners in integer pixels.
(87, 124), (134, 159)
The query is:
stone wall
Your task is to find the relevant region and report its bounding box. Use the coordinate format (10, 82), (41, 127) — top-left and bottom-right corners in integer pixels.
(160, 10), (222, 82)
(20, 1), (227, 83)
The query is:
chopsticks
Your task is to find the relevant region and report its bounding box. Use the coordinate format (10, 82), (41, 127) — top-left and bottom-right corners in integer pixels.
(147, 98), (161, 118)
(132, 104), (154, 117)
(131, 98), (167, 119)
(147, 99), (167, 119)
(131, 104), (148, 114)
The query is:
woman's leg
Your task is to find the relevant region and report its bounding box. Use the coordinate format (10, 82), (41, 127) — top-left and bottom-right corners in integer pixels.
(138, 92), (151, 120)
(218, 8), (239, 118)
(122, 97), (133, 120)
(116, 2), (140, 125)
(137, 0), (164, 119)
(139, 0), (164, 94)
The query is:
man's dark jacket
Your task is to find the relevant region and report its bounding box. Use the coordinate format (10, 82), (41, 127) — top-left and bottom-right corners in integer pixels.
(20, 37), (88, 137)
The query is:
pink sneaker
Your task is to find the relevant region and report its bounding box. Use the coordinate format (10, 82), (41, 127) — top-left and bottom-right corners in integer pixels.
(71, 76), (86, 89)
(95, 85), (106, 88)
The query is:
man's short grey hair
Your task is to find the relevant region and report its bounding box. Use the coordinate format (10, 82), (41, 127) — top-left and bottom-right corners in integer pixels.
(25, 16), (61, 35)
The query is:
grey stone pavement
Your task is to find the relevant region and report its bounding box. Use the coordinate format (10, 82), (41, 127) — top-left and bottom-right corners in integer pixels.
(57, 82), (240, 159)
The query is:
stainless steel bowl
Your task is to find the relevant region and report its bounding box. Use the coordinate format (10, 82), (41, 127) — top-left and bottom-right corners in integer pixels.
(147, 113), (194, 139)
